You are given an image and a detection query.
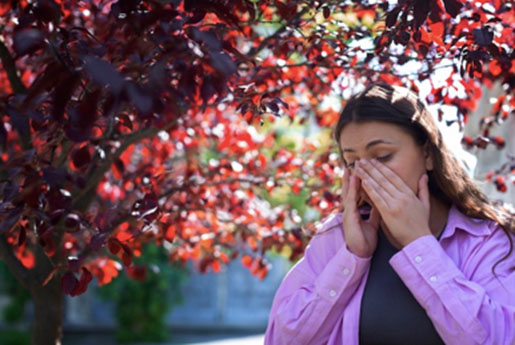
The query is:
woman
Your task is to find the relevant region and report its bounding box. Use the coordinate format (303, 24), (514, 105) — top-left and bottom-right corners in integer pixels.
(264, 83), (515, 345)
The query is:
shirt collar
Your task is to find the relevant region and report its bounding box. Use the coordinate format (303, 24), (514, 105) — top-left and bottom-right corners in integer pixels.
(439, 203), (493, 240)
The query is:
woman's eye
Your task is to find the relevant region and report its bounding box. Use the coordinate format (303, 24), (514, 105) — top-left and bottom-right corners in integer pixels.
(347, 154), (392, 168)
(377, 154), (392, 162)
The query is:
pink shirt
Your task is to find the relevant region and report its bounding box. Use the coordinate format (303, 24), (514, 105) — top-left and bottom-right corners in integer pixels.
(265, 204), (515, 345)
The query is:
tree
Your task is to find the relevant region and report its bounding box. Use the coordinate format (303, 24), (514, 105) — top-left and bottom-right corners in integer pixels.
(0, 0), (513, 344)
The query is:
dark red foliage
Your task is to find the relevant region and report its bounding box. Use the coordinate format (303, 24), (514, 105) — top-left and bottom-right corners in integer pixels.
(0, 0), (512, 304)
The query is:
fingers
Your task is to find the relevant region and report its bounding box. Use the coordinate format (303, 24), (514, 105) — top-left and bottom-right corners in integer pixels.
(417, 173), (430, 210)
(354, 160), (395, 198)
(341, 168), (350, 197)
(358, 170), (389, 211)
(358, 159), (410, 196)
(346, 171), (359, 209)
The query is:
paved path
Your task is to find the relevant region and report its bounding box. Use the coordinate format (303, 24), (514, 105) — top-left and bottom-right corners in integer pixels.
(63, 332), (265, 345)
(184, 334), (264, 345)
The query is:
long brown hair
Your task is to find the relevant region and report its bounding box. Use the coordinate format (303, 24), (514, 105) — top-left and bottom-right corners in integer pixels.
(316, 82), (514, 274)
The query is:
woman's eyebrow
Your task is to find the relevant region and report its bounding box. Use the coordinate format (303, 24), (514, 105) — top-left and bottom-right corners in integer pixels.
(342, 139), (394, 152)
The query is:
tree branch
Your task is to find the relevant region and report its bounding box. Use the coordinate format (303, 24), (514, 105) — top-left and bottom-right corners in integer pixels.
(247, 6), (311, 57)
(71, 119), (179, 212)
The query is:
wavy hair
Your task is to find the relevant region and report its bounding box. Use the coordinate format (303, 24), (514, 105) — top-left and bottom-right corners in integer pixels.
(314, 82), (514, 274)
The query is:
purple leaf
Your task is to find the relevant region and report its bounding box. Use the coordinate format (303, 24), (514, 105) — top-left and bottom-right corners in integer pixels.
(149, 60), (166, 91)
(386, 6), (401, 27)
(413, 0), (430, 28)
(201, 77), (216, 103)
(125, 82), (154, 117)
(33, 0), (62, 23)
(13, 28), (45, 56)
(64, 213), (81, 233)
(209, 51), (237, 76)
(42, 168), (67, 187)
(190, 27), (222, 51)
(6, 105), (30, 140)
(46, 188), (72, 211)
(443, 0), (463, 17)
(72, 146), (91, 169)
(52, 73), (80, 122)
(83, 56), (124, 96)
(474, 27), (493, 47)
(0, 206), (23, 235)
(61, 271), (78, 295)
(89, 232), (108, 251)
(72, 268), (92, 296)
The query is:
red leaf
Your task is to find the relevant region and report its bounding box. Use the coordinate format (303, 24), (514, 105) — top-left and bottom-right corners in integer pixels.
(61, 271), (78, 295)
(107, 238), (121, 255)
(0, 3), (11, 16)
(247, 237), (258, 251)
(72, 145), (91, 170)
(323, 6), (330, 19)
(493, 136), (505, 149)
(72, 268), (93, 296)
(211, 260), (221, 273)
(489, 60), (502, 77)
(127, 265), (146, 281)
(258, 266), (268, 280)
(165, 224), (176, 242)
(122, 250), (133, 266)
(241, 255), (253, 268)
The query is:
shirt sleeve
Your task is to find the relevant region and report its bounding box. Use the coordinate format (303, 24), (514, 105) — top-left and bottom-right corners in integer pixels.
(389, 224), (515, 345)
(264, 216), (371, 345)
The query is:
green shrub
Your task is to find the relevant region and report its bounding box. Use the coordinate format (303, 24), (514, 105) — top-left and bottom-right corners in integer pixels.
(0, 261), (31, 345)
(98, 243), (187, 343)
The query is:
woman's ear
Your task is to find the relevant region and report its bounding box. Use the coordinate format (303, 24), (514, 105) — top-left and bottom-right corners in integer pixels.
(423, 141), (433, 171)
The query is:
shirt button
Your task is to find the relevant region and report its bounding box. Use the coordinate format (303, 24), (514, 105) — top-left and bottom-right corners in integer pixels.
(415, 256), (422, 263)
(343, 268), (350, 275)
(430, 275), (437, 282)
(329, 290), (336, 297)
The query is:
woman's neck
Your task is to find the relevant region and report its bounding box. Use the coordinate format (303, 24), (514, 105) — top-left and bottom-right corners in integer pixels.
(428, 195), (451, 238)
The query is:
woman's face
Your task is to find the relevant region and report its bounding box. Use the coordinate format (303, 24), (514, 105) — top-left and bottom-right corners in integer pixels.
(338, 121), (433, 207)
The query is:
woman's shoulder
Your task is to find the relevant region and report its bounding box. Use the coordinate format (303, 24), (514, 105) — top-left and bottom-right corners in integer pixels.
(447, 204), (511, 240)
(450, 206), (515, 273)
(311, 211), (343, 238)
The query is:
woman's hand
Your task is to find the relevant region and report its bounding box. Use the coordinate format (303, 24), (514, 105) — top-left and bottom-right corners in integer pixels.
(353, 158), (432, 248)
(340, 167), (381, 258)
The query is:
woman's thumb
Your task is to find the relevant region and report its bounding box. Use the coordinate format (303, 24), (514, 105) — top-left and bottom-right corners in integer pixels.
(367, 205), (381, 230)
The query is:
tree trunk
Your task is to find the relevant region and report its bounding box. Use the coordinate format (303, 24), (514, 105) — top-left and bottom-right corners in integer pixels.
(31, 278), (64, 345)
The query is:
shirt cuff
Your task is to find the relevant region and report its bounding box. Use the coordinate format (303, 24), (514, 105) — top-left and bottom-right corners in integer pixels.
(389, 235), (463, 306)
(314, 243), (371, 301)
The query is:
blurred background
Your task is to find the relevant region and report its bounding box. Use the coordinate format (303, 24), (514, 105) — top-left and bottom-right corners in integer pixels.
(0, 1), (514, 345)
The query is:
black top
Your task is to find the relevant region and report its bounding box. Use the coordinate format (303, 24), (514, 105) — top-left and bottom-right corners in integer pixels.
(358, 228), (446, 345)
